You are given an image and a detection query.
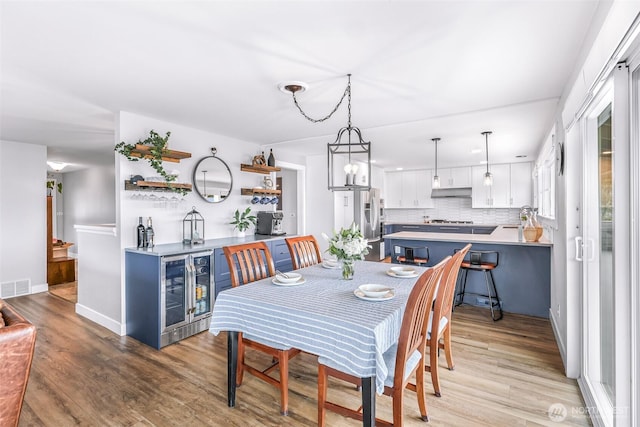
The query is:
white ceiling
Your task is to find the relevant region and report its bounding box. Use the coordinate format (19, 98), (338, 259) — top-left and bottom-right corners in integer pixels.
(0, 1), (602, 172)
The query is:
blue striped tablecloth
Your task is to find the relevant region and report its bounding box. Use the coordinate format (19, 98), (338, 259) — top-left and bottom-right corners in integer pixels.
(209, 260), (428, 394)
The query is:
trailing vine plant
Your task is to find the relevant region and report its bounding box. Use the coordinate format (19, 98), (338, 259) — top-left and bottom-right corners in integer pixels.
(115, 130), (187, 195)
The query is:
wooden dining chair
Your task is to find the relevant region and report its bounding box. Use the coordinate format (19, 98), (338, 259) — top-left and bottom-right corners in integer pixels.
(317, 257), (450, 426)
(223, 241), (300, 415)
(285, 235), (322, 270)
(424, 243), (471, 397)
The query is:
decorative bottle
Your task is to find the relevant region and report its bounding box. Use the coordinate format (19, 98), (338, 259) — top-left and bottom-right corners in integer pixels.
(136, 217), (145, 248)
(145, 217), (155, 248)
(267, 149), (275, 167)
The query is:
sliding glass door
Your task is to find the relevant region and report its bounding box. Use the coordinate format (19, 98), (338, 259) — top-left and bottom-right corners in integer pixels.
(580, 62), (632, 426)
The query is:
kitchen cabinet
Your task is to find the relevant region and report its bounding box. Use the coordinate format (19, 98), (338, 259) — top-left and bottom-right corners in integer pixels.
(472, 164), (510, 208)
(384, 171), (403, 208)
(437, 167), (472, 188)
(384, 169), (434, 208)
(509, 162), (532, 207)
(471, 162), (532, 208)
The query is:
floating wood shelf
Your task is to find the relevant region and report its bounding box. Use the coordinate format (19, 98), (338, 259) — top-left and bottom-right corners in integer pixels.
(240, 164), (281, 174)
(129, 144), (192, 163)
(125, 180), (192, 191)
(240, 188), (281, 196)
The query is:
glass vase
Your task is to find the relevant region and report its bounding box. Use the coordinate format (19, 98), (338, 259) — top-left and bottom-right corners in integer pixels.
(523, 214), (537, 242)
(342, 259), (355, 280)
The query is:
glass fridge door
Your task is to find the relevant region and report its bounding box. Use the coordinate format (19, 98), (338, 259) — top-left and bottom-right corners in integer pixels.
(192, 252), (213, 319)
(162, 256), (188, 330)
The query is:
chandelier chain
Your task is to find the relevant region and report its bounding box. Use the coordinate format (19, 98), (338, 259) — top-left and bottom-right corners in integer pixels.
(290, 75), (351, 123)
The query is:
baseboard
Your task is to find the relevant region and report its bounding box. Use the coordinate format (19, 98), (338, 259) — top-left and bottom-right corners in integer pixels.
(32, 283), (49, 294)
(549, 308), (568, 374)
(577, 377), (604, 427)
(75, 303), (126, 336)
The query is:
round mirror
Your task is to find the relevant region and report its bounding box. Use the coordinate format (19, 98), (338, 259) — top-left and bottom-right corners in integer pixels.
(192, 149), (233, 203)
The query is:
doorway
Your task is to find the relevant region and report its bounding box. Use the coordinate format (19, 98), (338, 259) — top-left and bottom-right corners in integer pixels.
(275, 161), (306, 236)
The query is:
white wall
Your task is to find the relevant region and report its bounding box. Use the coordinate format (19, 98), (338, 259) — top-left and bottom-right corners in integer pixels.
(305, 154), (335, 252)
(63, 164), (116, 254)
(116, 111), (304, 248)
(0, 140), (47, 293)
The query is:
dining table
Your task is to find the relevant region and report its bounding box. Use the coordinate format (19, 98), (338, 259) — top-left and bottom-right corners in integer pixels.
(209, 259), (428, 427)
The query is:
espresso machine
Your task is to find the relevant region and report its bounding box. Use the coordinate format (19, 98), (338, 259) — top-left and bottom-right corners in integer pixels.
(256, 211), (286, 236)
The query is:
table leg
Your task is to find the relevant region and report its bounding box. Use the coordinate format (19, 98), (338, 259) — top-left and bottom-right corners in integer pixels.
(227, 331), (238, 407)
(361, 376), (375, 426)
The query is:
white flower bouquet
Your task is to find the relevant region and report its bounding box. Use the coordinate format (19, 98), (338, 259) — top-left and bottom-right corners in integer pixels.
(322, 224), (370, 279)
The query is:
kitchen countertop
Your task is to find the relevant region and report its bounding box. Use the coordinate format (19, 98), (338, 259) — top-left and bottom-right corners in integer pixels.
(125, 234), (292, 257)
(383, 225), (552, 247)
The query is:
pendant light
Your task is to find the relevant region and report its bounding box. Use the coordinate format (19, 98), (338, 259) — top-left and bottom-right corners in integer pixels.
(280, 74), (371, 191)
(432, 138), (441, 188)
(482, 131), (493, 186)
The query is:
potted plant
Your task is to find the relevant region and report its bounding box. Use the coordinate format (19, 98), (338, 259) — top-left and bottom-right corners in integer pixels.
(46, 180), (63, 196)
(230, 207), (257, 237)
(114, 130), (187, 195)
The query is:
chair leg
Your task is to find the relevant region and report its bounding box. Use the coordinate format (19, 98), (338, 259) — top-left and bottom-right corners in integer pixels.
(415, 356), (429, 422)
(443, 325), (455, 370)
(429, 338), (441, 397)
(278, 350), (289, 415)
(392, 386), (405, 426)
(318, 364), (328, 427)
(236, 337), (245, 386)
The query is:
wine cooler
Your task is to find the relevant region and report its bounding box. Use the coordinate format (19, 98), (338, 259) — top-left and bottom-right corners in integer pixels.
(125, 249), (213, 349)
(160, 251), (213, 347)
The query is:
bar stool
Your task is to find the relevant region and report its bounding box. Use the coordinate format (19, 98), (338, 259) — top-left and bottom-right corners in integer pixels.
(394, 245), (429, 266)
(454, 249), (503, 321)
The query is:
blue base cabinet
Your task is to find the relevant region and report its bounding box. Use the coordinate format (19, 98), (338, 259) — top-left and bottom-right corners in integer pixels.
(386, 238), (551, 318)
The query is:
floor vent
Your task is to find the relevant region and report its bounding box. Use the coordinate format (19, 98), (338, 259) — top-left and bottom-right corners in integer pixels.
(0, 279), (31, 298)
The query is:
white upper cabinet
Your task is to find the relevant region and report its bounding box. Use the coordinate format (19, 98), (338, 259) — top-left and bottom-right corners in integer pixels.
(509, 162), (532, 208)
(384, 169), (434, 208)
(384, 171), (404, 208)
(437, 166), (472, 188)
(471, 162), (532, 208)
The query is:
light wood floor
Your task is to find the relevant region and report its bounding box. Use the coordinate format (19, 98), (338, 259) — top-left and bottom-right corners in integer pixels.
(10, 293), (590, 426)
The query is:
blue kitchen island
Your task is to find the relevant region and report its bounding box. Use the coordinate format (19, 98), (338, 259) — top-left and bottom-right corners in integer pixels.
(384, 225), (552, 318)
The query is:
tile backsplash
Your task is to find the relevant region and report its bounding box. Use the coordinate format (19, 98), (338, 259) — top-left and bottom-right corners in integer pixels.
(383, 197), (520, 225)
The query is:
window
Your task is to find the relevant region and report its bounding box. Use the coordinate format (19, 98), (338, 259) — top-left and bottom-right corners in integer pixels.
(534, 135), (556, 219)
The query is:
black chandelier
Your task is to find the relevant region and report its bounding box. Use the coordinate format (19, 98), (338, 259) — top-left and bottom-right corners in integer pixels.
(281, 74), (371, 191)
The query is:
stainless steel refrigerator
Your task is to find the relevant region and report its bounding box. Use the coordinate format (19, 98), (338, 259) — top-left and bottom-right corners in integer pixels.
(354, 188), (384, 261)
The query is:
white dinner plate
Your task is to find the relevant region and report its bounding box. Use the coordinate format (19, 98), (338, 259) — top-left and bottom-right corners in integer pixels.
(321, 261), (341, 269)
(354, 288), (396, 301)
(386, 270), (420, 279)
(272, 277), (306, 286)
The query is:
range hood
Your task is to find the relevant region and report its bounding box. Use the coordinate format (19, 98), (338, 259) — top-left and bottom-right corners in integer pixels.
(431, 187), (472, 198)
